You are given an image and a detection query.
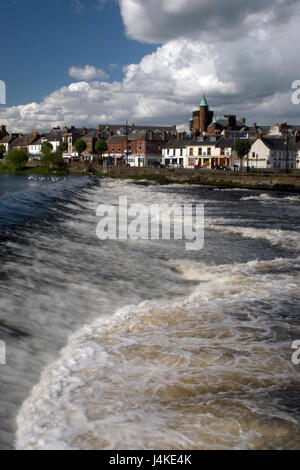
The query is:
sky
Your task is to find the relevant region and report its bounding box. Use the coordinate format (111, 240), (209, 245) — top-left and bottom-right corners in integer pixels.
(0, 0), (300, 132)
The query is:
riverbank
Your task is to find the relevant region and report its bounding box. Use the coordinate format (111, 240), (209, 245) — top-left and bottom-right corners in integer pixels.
(0, 163), (69, 176)
(2, 161), (300, 191)
(95, 167), (300, 191)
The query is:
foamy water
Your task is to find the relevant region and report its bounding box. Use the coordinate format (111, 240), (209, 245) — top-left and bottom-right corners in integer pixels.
(0, 176), (299, 449)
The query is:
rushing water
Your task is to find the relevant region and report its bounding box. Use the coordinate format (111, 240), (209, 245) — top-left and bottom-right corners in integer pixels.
(0, 174), (300, 450)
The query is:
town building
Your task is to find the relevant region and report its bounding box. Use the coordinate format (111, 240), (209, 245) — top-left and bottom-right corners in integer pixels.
(245, 135), (300, 169)
(0, 133), (18, 154)
(162, 139), (189, 167)
(11, 130), (41, 152)
(106, 135), (128, 165)
(189, 96), (246, 137)
(186, 135), (234, 169)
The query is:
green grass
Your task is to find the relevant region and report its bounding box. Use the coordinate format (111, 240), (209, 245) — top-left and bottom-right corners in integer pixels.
(0, 162), (69, 176)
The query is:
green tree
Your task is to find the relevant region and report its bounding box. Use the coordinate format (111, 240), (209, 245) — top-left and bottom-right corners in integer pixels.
(95, 139), (108, 156)
(58, 141), (68, 153)
(40, 142), (54, 167)
(50, 150), (64, 166)
(74, 139), (87, 157)
(234, 140), (252, 171)
(7, 148), (29, 169)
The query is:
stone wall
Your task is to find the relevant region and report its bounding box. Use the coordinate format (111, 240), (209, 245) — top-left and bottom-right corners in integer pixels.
(103, 167), (300, 191)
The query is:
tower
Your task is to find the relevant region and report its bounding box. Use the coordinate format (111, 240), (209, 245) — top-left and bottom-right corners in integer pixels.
(189, 95), (214, 136)
(199, 95), (208, 133)
(199, 95), (214, 133)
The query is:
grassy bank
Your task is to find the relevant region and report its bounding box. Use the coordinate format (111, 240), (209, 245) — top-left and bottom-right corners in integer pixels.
(0, 162), (69, 176)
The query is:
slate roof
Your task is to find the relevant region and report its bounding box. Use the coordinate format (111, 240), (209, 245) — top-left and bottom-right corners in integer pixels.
(107, 135), (128, 144)
(0, 135), (14, 144)
(261, 137), (300, 152)
(162, 139), (192, 149)
(11, 134), (40, 147)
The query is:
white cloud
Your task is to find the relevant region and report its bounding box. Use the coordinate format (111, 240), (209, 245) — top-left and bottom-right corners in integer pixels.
(119, 0), (300, 43)
(69, 65), (109, 81)
(1, 0), (300, 132)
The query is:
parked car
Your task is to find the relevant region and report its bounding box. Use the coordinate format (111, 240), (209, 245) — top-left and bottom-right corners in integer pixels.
(168, 163), (182, 168)
(152, 161), (165, 168)
(214, 165), (232, 171)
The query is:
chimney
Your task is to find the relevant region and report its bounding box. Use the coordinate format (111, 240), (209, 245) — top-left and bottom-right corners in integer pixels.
(162, 132), (167, 142)
(241, 117), (246, 125)
(148, 131), (154, 140)
(31, 129), (38, 136)
(255, 128), (262, 139)
(294, 130), (300, 144)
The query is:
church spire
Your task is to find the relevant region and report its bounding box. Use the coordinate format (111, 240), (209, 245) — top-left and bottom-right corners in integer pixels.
(200, 95), (208, 107)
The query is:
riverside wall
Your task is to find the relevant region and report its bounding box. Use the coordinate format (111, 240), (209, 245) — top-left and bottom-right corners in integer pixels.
(95, 167), (300, 191)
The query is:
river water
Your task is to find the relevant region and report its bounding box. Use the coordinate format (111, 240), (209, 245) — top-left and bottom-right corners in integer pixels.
(0, 174), (299, 450)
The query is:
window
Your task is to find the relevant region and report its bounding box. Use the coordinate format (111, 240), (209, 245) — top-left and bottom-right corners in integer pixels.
(188, 158), (194, 166)
(111, 145), (114, 152)
(221, 148), (225, 156)
(207, 148), (211, 156)
(167, 149), (170, 155)
(118, 146), (121, 152)
(198, 148), (202, 156)
(180, 149), (183, 157)
(189, 148), (193, 156)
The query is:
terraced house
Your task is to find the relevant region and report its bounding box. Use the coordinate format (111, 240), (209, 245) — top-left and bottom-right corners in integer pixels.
(186, 136), (234, 169)
(246, 135), (300, 169)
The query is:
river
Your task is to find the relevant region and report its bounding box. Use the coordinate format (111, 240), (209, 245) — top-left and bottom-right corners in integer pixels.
(0, 174), (299, 449)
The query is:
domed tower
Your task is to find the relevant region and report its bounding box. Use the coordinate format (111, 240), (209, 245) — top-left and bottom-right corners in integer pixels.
(199, 95), (214, 133)
(189, 116), (194, 134)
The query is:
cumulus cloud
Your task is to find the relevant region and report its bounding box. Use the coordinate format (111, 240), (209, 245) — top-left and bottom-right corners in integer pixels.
(69, 65), (109, 81)
(119, 0), (300, 43)
(1, 0), (300, 132)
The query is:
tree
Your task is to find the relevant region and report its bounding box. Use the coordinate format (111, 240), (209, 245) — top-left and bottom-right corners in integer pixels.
(50, 150), (64, 166)
(7, 148), (29, 169)
(234, 140), (252, 171)
(41, 141), (53, 155)
(40, 141), (54, 167)
(58, 141), (68, 153)
(74, 139), (87, 157)
(95, 139), (108, 156)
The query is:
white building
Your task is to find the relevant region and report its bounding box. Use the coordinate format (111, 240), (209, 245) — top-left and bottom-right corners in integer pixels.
(162, 140), (188, 167)
(186, 136), (234, 169)
(245, 137), (300, 169)
(29, 137), (44, 157)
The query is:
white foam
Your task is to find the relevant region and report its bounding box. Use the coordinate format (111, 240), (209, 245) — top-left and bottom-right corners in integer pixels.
(241, 193), (300, 204)
(16, 256), (300, 450)
(207, 222), (300, 252)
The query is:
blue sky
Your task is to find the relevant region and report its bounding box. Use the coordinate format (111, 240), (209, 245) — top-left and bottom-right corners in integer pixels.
(0, 0), (299, 131)
(0, 0), (155, 106)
